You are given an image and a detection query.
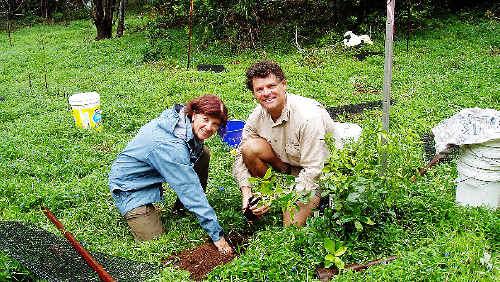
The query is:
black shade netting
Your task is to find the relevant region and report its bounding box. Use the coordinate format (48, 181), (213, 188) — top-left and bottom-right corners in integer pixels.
(326, 100), (392, 120)
(421, 132), (460, 162)
(0, 221), (161, 282)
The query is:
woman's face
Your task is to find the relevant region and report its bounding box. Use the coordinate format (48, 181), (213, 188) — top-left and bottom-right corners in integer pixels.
(192, 113), (221, 140)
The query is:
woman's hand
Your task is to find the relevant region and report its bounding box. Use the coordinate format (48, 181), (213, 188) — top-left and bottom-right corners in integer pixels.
(214, 237), (233, 255)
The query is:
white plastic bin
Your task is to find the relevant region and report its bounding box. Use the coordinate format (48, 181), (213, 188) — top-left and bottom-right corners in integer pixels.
(456, 140), (500, 209)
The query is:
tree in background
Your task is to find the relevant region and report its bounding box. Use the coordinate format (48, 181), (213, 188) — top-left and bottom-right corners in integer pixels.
(90, 0), (128, 40)
(0, 0), (24, 46)
(92, 0), (115, 40)
(116, 0), (125, 37)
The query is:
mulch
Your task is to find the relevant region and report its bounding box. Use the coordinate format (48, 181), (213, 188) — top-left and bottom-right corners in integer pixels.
(164, 230), (251, 281)
(166, 243), (235, 280)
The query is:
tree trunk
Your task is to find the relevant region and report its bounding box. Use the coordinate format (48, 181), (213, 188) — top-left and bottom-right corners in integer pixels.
(40, 0), (48, 19)
(7, 0), (15, 47)
(92, 0), (116, 40)
(116, 0), (126, 37)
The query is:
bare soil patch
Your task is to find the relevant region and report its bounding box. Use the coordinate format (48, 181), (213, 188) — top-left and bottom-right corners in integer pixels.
(164, 230), (251, 281)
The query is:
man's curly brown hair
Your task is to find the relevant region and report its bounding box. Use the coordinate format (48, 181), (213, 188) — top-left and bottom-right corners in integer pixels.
(245, 61), (286, 91)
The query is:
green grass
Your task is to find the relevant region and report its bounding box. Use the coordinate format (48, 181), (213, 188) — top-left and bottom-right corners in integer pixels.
(0, 14), (498, 281)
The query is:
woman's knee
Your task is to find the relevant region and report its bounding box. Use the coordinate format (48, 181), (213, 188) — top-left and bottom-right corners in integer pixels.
(124, 204), (164, 241)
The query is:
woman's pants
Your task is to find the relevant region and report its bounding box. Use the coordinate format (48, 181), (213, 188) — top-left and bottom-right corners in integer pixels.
(124, 146), (210, 241)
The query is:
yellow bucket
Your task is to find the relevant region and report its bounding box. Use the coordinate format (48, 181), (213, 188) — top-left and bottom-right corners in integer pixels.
(68, 92), (102, 129)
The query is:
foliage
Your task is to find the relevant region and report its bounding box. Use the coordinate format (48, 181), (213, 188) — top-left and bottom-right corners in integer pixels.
(208, 227), (322, 281)
(336, 232), (498, 281)
(142, 0), (496, 57)
(248, 167), (312, 216)
(0, 0), (88, 24)
(0, 252), (35, 281)
(319, 128), (395, 240)
(323, 237), (347, 270)
(0, 14), (498, 281)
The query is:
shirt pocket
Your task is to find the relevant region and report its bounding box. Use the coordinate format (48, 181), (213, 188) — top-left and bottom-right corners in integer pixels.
(285, 141), (301, 163)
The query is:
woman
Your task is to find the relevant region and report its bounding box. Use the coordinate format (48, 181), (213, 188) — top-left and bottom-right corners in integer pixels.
(109, 95), (232, 254)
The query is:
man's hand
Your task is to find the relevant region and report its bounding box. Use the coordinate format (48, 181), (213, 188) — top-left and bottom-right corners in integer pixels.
(241, 186), (253, 211)
(241, 186), (270, 220)
(249, 202), (269, 217)
(214, 237), (233, 255)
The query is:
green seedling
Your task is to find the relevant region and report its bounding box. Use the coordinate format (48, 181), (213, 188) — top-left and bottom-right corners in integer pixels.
(248, 167), (312, 216)
(323, 237), (347, 270)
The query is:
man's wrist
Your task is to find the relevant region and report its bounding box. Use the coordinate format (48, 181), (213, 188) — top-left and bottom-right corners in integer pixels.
(240, 186), (252, 195)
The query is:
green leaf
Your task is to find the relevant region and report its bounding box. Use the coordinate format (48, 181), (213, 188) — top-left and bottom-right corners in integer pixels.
(324, 254), (335, 262)
(261, 181), (273, 194)
(334, 246), (347, 257)
(365, 217), (375, 225)
(324, 238), (335, 253)
(346, 192), (360, 202)
(248, 177), (259, 185)
(354, 220), (363, 232)
(354, 162), (364, 172)
(324, 260), (333, 269)
(263, 167), (273, 180)
(334, 257), (345, 270)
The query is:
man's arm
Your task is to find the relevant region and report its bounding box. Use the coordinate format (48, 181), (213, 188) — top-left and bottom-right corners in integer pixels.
(232, 110), (261, 209)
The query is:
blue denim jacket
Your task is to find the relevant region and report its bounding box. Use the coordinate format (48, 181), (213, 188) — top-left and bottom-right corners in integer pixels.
(109, 105), (223, 242)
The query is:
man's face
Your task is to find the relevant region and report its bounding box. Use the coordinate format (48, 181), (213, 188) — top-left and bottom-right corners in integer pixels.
(192, 113), (221, 140)
(252, 74), (287, 119)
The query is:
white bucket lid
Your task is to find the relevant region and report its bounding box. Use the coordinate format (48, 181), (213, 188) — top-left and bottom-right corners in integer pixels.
(69, 92), (100, 105)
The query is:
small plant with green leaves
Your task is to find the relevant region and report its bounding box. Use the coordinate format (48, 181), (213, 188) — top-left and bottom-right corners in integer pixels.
(323, 237), (347, 270)
(248, 167), (312, 215)
(319, 129), (386, 238)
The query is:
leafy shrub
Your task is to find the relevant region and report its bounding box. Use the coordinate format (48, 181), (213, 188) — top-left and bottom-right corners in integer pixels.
(248, 167), (313, 216)
(318, 125), (419, 240)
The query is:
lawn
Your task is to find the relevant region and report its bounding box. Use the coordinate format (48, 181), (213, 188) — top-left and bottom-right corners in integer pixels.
(0, 13), (498, 281)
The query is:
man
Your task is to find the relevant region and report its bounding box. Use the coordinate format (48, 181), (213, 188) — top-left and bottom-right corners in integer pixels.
(233, 61), (339, 226)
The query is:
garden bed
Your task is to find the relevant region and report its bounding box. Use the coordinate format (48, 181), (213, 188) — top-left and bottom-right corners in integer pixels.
(164, 230), (251, 280)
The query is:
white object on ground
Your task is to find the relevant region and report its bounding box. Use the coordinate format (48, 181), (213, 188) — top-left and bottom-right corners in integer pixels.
(431, 108), (500, 209)
(455, 140), (500, 209)
(432, 107), (500, 154)
(343, 31), (373, 47)
(332, 122), (363, 149)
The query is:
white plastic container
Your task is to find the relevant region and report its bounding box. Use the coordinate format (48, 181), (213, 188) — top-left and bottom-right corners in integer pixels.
(332, 122), (362, 149)
(68, 92), (102, 129)
(456, 140), (500, 209)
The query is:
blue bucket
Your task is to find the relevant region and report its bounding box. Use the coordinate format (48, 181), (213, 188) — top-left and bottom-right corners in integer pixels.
(221, 120), (245, 148)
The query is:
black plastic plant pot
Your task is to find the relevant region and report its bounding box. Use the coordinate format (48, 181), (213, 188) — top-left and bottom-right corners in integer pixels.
(243, 196), (261, 222)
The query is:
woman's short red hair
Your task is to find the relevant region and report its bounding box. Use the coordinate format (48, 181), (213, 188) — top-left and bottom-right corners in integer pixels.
(184, 94), (228, 127)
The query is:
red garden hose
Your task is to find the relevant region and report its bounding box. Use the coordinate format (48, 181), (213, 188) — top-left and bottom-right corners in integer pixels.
(42, 207), (116, 282)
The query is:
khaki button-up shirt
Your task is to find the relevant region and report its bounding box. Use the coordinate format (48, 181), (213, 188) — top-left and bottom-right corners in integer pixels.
(233, 93), (336, 192)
